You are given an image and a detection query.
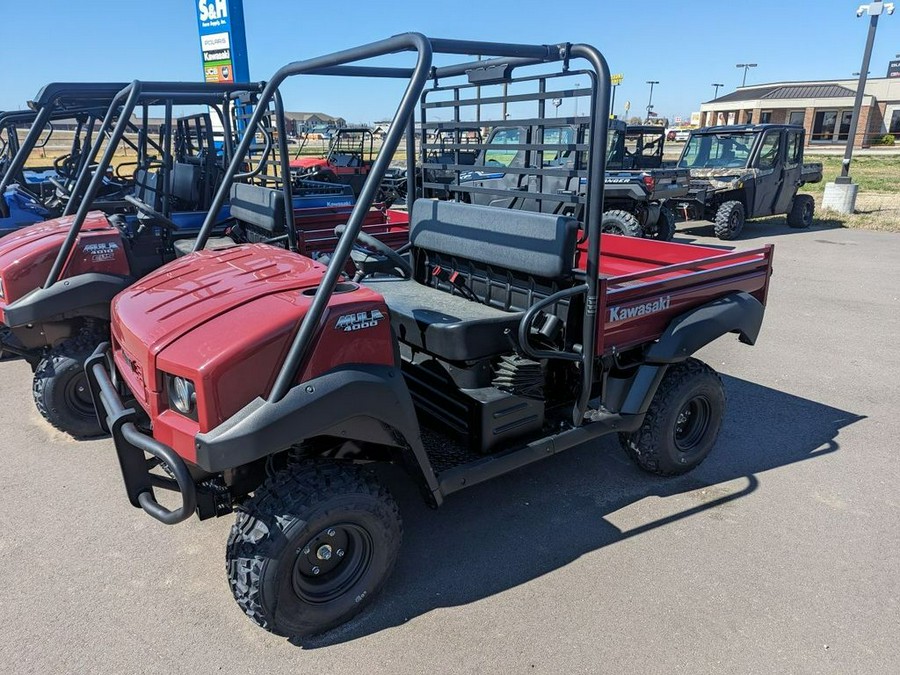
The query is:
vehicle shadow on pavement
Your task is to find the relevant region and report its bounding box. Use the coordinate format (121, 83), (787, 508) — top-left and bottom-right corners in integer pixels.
(676, 217), (844, 242)
(297, 375), (863, 648)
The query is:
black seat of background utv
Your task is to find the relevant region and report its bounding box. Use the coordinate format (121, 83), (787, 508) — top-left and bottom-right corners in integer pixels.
(172, 182), (287, 257)
(364, 199), (578, 361)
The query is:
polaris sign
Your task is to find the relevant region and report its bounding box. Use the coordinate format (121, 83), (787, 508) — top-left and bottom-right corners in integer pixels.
(195, 0), (249, 84)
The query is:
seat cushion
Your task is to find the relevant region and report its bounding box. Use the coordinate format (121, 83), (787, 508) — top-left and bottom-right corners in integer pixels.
(172, 236), (238, 258)
(364, 277), (522, 361)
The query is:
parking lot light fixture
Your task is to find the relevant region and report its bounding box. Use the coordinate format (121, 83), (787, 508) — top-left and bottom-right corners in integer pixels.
(712, 83), (724, 99)
(646, 80), (659, 120)
(735, 63), (757, 87)
(841, 1), (894, 180)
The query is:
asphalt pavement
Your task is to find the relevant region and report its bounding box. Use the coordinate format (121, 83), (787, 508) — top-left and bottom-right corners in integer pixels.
(0, 217), (897, 674)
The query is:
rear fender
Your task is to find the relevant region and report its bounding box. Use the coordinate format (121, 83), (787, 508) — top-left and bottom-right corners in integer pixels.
(607, 291), (764, 415)
(194, 365), (442, 505)
(3, 273), (131, 326)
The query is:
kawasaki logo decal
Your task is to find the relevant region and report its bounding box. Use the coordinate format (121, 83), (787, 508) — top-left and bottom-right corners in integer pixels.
(335, 309), (384, 332)
(609, 296), (670, 323)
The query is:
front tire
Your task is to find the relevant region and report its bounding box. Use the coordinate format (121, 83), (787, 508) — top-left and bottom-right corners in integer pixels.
(32, 336), (103, 438)
(601, 209), (643, 237)
(226, 462), (402, 638)
(714, 200), (745, 240)
(619, 358), (726, 476)
(786, 194), (814, 228)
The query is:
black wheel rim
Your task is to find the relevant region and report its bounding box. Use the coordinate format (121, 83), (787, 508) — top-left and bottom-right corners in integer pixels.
(291, 523), (373, 604)
(64, 373), (95, 418)
(673, 395), (712, 452)
(730, 211), (741, 231)
(603, 223), (624, 235)
(803, 202), (813, 225)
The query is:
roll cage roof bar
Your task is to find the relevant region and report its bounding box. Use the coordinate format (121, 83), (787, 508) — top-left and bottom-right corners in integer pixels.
(191, 33), (611, 427)
(42, 80), (267, 289)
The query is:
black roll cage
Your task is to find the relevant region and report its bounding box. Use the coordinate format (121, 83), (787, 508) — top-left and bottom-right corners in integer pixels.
(0, 82), (131, 217)
(41, 80), (267, 289)
(190, 33), (611, 427)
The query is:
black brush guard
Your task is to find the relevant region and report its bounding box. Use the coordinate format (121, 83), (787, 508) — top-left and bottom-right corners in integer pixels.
(84, 343), (197, 525)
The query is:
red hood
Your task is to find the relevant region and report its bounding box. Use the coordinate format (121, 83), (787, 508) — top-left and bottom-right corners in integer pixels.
(290, 156), (326, 170)
(112, 244), (327, 364)
(0, 211), (114, 308)
(110, 244), (392, 439)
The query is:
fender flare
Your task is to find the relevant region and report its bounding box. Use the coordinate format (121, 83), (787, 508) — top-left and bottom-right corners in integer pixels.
(615, 291), (765, 415)
(3, 273), (131, 326)
(194, 365), (443, 505)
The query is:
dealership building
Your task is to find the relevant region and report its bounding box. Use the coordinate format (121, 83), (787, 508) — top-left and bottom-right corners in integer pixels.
(698, 77), (900, 147)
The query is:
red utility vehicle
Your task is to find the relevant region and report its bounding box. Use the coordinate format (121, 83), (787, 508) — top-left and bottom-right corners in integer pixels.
(290, 127), (375, 197)
(87, 36), (773, 638)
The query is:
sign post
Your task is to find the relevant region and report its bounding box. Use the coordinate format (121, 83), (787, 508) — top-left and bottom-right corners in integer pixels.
(195, 0), (250, 84)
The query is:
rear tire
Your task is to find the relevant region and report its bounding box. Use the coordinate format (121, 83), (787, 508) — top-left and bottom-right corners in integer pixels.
(786, 194), (814, 228)
(619, 358), (725, 476)
(226, 462), (402, 638)
(714, 200), (745, 240)
(601, 209), (643, 237)
(32, 336), (103, 438)
(648, 205), (677, 241)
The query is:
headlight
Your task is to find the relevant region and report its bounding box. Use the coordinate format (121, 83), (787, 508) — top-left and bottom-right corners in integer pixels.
(166, 374), (196, 417)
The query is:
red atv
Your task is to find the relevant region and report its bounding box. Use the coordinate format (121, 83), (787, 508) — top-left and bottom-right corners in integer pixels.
(86, 35), (774, 638)
(290, 127), (374, 197)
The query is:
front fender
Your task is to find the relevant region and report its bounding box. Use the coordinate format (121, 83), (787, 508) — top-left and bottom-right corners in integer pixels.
(3, 273), (131, 326)
(194, 365), (442, 503)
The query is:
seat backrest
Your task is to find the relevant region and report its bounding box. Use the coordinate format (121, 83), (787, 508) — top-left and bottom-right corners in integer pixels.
(229, 182), (286, 236)
(169, 162), (200, 207)
(134, 169), (161, 210)
(410, 199), (578, 280)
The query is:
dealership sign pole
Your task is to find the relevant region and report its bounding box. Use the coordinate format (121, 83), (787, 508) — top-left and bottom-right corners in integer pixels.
(195, 0), (250, 84)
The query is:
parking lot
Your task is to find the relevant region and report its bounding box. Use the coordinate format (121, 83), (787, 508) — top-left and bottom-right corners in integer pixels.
(0, 217), (896, 673)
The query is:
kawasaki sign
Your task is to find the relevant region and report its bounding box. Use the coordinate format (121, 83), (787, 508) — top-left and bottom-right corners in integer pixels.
(196, 0), (249, 84)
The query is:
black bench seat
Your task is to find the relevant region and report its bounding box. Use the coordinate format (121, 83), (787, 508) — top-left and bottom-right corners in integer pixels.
(364, 199), (578, 362)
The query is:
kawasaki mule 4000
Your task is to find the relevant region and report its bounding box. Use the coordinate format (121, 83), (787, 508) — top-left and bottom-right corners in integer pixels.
(87, 35), (773, 638)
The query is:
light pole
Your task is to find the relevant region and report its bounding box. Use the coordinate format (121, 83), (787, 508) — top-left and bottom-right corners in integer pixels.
(646, 80), (659, 121)
(840, 1), (894, 180)
(735, 63), (757, 87)
(712, 83), (724, 99)
(610, 73), (623, 118)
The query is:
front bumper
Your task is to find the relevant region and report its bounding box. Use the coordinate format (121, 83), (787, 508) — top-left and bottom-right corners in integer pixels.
(85, 343), (198, 525)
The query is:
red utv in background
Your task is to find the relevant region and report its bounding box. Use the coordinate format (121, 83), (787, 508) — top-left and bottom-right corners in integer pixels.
(289, 127), (374, 196)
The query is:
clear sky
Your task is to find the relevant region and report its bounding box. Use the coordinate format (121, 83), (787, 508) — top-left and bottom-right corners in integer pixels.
(3, 0), (899, 123)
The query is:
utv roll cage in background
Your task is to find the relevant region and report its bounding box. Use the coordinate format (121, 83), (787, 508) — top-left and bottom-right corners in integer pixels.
(191, 33), (611, 428)
(0, 83), (130, 217)
(41, 80), (268, 289)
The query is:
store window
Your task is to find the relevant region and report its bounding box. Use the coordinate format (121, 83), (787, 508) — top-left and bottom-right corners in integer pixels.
(837, 111), (853, 142)
(788, 111), (805, 126)
(760, 111), (772, 124)
(890, 109), (900, 135)
(812, 110), (838, 142)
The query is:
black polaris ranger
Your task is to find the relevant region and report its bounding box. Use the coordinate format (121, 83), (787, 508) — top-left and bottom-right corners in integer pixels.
(671, 124), (823, 239)
(454, 118), (689, 239)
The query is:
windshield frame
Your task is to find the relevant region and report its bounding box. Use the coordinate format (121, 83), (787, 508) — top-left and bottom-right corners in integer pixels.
(678, 130), (759, 170)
